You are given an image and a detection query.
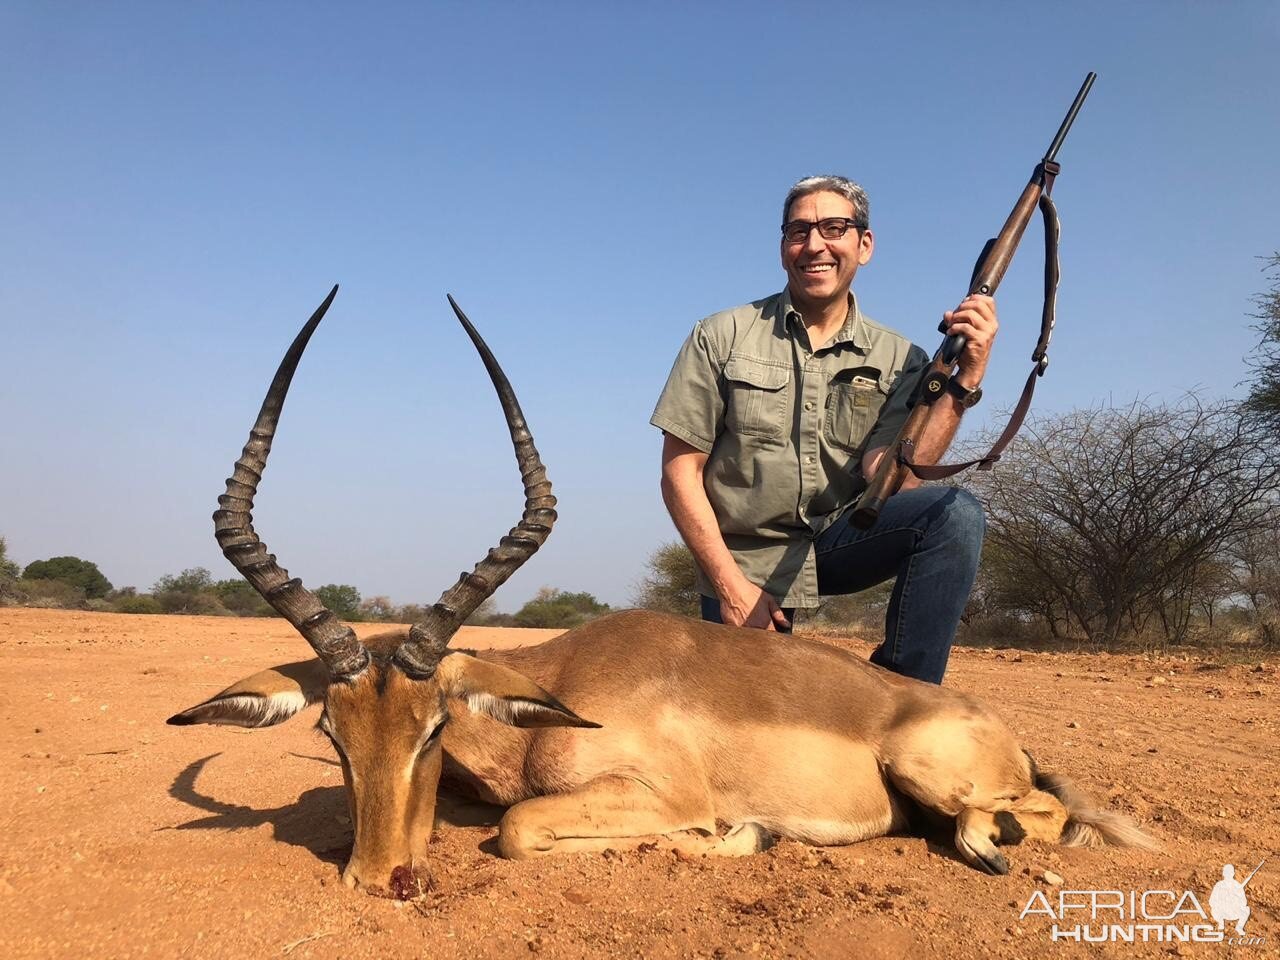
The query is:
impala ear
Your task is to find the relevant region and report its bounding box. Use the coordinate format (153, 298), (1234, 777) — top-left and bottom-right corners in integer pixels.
(436, 653), (601, 729)
(167, 659), (330, 728)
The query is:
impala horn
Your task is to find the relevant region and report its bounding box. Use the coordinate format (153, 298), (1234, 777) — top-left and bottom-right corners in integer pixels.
(393, 296), (557, 678)
(213, 285), (370, 679)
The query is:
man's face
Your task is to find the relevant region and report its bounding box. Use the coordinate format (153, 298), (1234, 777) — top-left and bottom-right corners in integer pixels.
(780, 190), (874, 309)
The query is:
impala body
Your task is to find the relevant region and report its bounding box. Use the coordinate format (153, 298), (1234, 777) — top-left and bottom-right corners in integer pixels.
(171, 289), (1153, 896)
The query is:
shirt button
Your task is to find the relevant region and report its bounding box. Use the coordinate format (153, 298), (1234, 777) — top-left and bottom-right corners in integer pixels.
(804, 401), (814, 411)
(806, 455), (815, 464)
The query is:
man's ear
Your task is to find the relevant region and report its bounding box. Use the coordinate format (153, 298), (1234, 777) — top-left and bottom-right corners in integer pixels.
(858, 226), (875, 265)
(166, 659), (330, 728)
(436, 653), (601, 729)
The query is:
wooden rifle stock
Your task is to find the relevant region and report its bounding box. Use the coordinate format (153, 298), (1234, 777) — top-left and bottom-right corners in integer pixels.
(850, 73), (1095, 530)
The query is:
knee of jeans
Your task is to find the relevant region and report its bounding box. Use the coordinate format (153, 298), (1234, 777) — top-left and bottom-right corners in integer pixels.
(942, 488), (986, 552)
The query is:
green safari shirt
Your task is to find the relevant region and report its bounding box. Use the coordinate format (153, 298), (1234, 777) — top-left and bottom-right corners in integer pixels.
(651, 289), (929, 608)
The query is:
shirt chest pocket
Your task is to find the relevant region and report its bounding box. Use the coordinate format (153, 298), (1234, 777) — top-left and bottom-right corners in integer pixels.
(723, 354), (790, 443)
(825, 372), (890, 454)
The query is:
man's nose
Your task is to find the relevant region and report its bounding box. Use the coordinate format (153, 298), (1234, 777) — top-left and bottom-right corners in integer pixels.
(802, 226), (827, 251)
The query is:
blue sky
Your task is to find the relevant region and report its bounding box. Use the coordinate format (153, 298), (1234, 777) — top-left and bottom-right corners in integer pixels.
(3, 2), (1277, 610)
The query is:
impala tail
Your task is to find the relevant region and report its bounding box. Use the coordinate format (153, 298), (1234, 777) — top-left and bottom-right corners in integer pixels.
(1031, 763), (1161, 851)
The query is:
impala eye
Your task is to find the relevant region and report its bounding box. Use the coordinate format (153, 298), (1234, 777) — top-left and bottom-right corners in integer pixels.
(317, 716), (345, 756)
(422, 714), (449, 751)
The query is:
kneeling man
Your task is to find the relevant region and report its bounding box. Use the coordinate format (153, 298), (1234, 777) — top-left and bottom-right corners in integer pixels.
(651, 175), (996, 684)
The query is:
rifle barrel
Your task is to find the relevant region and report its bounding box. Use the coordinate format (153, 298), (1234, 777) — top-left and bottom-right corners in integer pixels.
(850, 73), (1096, 530)
(1242, 859), (1265, 887)
(1044, 72), (1097, 163)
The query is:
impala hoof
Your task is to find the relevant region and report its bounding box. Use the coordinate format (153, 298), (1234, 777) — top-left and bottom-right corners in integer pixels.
(978, 850), (1009, 875)
(725, 821), (775, 854)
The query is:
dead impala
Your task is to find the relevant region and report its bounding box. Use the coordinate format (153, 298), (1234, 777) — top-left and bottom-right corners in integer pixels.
(170, 288), (1155, 895)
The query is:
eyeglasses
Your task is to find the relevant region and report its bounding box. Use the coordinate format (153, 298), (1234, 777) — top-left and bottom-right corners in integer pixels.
(781, 217), (867, 244)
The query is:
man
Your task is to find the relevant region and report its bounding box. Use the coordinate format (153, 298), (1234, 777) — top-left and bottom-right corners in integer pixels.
(650, 175), (997, 684)
(1209, 863), (1258, 936)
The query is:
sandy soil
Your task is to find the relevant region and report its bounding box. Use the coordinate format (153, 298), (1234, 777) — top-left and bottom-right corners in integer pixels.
(2, 607), (1276, 960)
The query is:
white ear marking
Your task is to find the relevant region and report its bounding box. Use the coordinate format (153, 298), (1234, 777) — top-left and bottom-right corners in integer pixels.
(181, 690), (308, 727)
(466, 693), (552, 726)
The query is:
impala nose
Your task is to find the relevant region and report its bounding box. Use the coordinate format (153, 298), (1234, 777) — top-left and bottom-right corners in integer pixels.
(340, 860), (430, 899)
(387, 863), (432, 900)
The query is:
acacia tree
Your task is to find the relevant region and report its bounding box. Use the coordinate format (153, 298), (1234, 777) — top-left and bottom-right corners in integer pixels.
(1231, 523), (1280, 646)
(359, 596), (397, 621)
(967, 539), (1070, 637)
(0, 537), (20, 603)
(631, 542), (700, 618)
(1243, 252), (1280, 430)
(970, 398), (1280, 646)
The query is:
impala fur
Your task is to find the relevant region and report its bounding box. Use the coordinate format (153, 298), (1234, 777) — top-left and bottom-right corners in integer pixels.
(170, 288), (1155, 896)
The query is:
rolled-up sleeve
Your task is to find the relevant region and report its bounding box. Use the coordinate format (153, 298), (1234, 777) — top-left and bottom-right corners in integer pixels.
(650, 321), (725, 454)
(863, 343), (929, 452)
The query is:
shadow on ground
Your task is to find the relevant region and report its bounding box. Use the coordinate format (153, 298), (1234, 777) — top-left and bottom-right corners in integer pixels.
(166, 753), (351, 865)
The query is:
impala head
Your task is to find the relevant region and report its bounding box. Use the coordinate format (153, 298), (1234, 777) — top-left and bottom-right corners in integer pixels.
(168, 287), (596, 895)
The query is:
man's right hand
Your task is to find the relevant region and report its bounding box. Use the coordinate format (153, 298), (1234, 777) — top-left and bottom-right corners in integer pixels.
(660, 434), (791, 633)
(719, 580), (791, 631)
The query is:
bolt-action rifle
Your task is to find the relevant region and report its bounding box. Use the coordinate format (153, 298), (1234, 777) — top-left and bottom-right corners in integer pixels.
(851, 72), (1097, 530)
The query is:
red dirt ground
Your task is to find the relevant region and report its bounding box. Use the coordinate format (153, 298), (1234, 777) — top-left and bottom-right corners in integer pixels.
(2, 608), (1276, 959)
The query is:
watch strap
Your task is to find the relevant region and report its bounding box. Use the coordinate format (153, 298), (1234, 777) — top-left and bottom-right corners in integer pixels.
(946, 378), (982, 408)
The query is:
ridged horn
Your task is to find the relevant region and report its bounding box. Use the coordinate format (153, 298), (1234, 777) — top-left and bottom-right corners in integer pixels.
(394, 296), (557, 678)
(213, 285), (370, 679)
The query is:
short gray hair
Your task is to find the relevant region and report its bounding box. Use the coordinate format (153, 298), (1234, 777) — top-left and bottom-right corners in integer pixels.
(782, 175), (869, 227)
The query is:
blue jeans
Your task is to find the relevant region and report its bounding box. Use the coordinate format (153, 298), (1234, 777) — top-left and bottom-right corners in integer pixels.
(700, 487), (985, 684)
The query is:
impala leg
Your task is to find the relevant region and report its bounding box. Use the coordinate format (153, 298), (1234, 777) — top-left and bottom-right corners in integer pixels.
(886, 766), (1011, 873)
(887, 756), (1013, 874)
(882, 718), (1062, 875)
(497, 775), (772, 860)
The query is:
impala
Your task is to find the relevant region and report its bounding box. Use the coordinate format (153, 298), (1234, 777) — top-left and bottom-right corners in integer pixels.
(170, 288), (1154, 896)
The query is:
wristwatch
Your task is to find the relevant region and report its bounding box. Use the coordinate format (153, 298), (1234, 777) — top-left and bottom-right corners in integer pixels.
(946, 378), (983, 409)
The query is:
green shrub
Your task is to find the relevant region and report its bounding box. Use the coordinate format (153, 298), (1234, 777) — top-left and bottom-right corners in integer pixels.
(22, 556), (112, 599)
(0, 536), (19, 580)
(113, 594), (163, 615)
(513, 588), (610, 629)
(212, 579), (274, 617)
(15, 578), (87, 609)
(153, 568), (219, 614)
(315, 584), (362, 620)
(0, 536), (20, 604)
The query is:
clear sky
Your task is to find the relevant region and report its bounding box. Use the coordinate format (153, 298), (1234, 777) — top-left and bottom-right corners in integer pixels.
(3, 2), (1277, 611)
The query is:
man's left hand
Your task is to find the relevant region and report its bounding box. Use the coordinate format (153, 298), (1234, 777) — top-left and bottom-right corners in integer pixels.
(942, 294), (998, 386)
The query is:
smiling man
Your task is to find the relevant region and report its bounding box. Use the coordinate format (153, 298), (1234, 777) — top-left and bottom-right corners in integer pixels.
(651, 175), (997, 684)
